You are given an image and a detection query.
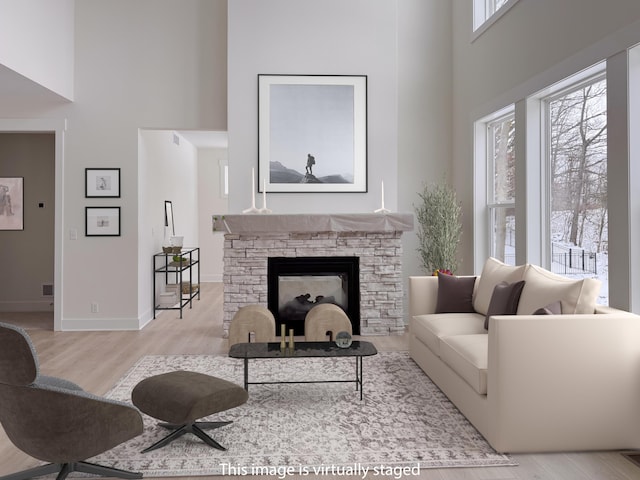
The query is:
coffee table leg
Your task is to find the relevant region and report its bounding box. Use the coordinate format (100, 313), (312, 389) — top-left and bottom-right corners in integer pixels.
(243, 358), (249, 390)
(359, 356), (363, 401)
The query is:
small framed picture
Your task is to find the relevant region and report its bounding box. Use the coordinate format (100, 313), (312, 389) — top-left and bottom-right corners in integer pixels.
(86, 207), (121, 236)
(85, 168), (121, 198)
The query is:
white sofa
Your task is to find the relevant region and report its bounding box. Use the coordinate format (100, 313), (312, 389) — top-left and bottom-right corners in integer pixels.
(409, 257), (640, 453)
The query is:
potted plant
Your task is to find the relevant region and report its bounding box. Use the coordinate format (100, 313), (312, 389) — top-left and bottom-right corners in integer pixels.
(415, 181), (462, 275)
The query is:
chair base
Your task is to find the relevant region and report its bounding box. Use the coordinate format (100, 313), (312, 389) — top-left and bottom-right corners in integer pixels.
(141, 421), (232, 453)
(0, 461), (142, 480)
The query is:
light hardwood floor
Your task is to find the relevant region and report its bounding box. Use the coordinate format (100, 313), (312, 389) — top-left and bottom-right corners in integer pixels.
(1, 283), (639, 480)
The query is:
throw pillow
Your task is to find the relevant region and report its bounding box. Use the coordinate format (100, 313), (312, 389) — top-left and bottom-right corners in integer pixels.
(533, 300), (562, 315)
(435, 273), (477, 313)
(484, 280), (526, 330)
(473, 257), (528, 316)
(516, 264), (601, 315)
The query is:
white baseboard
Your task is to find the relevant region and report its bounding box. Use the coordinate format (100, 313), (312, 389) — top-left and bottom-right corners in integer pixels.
(61, 317), (143, 331)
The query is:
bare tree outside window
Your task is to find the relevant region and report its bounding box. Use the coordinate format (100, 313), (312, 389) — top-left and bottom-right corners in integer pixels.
(548, 77), (607, 303)
(488, 114), (516, 265)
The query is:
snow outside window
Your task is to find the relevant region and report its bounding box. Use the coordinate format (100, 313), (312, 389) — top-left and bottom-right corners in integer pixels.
(544, 75), (608, 304)
(487, 113), (516, 265)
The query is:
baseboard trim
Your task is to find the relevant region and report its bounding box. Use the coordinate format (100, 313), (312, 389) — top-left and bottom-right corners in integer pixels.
(61, 317), (142, 331)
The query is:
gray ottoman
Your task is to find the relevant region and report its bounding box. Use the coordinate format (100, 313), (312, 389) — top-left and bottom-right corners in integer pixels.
(131, 370), (248, 453)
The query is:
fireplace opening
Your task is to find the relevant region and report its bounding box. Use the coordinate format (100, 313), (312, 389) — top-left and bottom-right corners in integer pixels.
(267, 256), (360, 336)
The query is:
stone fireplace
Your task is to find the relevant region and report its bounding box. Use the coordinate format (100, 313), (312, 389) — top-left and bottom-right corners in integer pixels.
(214, 213), (413, 337)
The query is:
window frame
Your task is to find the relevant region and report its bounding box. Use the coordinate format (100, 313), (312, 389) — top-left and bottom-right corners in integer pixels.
(472, 0), (521, 41)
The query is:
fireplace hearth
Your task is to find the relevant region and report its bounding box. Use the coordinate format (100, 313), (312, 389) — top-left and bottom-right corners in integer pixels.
(268, 257), (359, 335)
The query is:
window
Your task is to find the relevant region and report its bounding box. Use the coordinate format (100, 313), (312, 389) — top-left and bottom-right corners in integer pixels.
(487, 113), (516, 265)
(473, 0), (520, 37)
(544, 75), (608, 303)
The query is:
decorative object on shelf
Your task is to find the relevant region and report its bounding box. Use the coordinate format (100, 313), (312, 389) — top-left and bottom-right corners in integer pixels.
(0, 176), (24, 231)
(415, 180), (462, 274)
(335, 331), (353, 348)
(258, 74), (368, 193)
(170, 236), (183, 253)
(243, 168), (260, 214)
(258, 178), (272, 214)
(85, 206), (121, 236)
(85, 168), (120, 198)
(153, 247), (200, 319)
(280, 324), (286, 351)
(288, 328), (294, 351)
(374, 180), (390, 214)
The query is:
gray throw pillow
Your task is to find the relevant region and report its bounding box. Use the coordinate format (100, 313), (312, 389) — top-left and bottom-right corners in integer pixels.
(533, 300), (562, 315)
(484, 280), (526, 330)
(435, 274), (476, 314)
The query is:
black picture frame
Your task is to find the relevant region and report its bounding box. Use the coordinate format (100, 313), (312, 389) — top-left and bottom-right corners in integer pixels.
(85, 168), (121, 198)
(86, 207), (121, 236)
(258, 74), (368, 193)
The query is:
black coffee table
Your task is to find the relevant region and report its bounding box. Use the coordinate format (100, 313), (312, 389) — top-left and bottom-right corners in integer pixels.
(228, 341), (378, 400)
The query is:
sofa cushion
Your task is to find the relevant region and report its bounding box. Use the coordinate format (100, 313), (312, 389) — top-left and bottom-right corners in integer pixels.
(411, 313), (486, 358)
(435, 274), (476, 313)
(517, 264), (601, 315)
(484, 280), (526, 330)
(533, 300), (562, 315)
(473, 257), (527, 316)
(440, 334), (488, 395)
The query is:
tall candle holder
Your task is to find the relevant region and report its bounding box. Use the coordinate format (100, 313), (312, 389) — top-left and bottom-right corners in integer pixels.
(374, 180), (390, 214)
(242, 168), (260, 214)
(259, 178), (272, 214)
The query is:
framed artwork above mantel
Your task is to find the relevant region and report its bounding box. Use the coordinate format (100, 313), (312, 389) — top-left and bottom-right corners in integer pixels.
(258, 74), (367, 193)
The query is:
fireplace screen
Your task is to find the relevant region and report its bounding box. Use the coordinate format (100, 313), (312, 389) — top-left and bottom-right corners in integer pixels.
(268, 257), (360, 335)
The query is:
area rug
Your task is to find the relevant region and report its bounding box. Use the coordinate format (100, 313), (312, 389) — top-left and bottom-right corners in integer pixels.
(91, 351), (516, 476)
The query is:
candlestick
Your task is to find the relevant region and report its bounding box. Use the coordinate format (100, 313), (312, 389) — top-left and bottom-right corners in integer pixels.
(280, 324), (286, 351)
(288, 328), (294, 351)
(374, 179), (390, 213)
(242, 167), (260, 214)
(259, 178), (272, 214)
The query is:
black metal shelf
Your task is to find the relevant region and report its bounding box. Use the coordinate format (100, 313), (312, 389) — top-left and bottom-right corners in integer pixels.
(153, 247), (200, 319)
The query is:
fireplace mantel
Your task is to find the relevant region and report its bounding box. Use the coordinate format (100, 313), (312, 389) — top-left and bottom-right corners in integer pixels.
(213, 213), (413, 234)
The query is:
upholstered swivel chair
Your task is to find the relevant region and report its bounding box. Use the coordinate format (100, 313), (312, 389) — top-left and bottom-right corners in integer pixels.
(0, 322), (144, 480)
(304, 303), (352, 341)
(228, 305), (276, 346)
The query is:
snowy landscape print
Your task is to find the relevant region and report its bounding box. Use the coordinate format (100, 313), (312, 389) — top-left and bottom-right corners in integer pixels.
(269, 83), (355, 184)
(258, 75), (367, 192)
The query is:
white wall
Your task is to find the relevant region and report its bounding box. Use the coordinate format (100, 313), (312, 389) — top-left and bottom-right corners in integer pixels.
(138, 130), (199, 325)
(397, 0), (453, 278)
(228, 0), (453, 293)
(198, 147), (228, 282)
(228, 0), (399, 214)
(0, 0), (227, 330)
(452, 0), (640, 273)
(0, 0), (74, 100)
